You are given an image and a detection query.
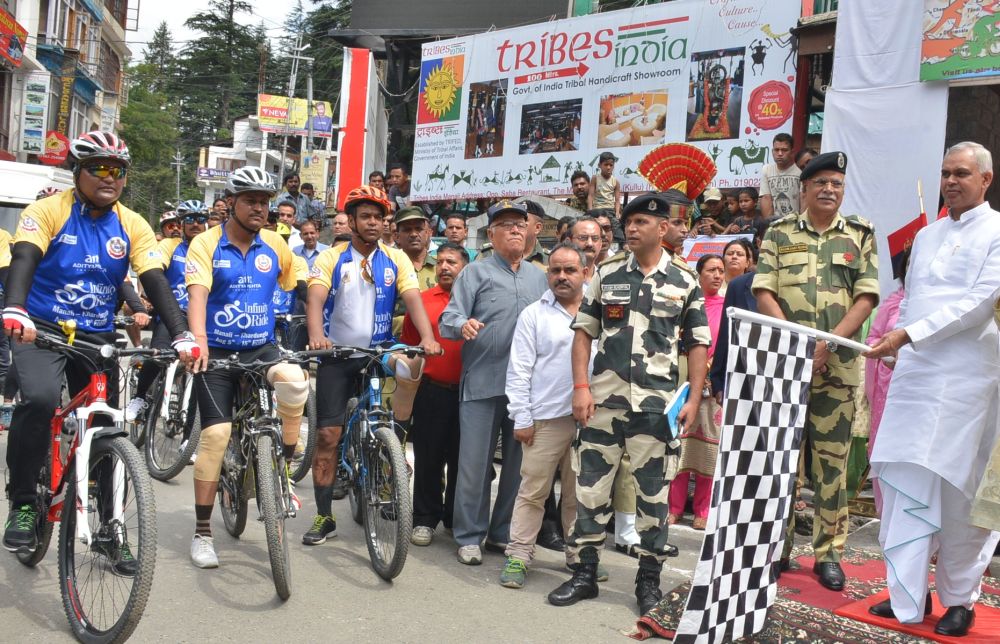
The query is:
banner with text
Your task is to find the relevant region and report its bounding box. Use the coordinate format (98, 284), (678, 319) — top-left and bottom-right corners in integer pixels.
(919, 0), (1000, 82)
(257, 94), (335, 138)
(411, 0), (798, 201)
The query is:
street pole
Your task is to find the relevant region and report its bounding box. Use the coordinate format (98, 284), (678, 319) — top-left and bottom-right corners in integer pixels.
(306, 62), (314, 152)
(170, 148), (185, 204)
(277, 32), (303, 189)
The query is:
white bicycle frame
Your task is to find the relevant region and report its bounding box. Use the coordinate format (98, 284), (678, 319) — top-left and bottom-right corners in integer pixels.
(158, 360), (195, 422)
(71, 402), (127, 547)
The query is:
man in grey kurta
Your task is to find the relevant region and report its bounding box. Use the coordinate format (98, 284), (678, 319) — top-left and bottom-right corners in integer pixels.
(440, 201), (547, 565)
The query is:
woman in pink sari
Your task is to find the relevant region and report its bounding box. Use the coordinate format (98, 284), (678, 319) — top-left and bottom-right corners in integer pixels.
(669, 254), (726, 529)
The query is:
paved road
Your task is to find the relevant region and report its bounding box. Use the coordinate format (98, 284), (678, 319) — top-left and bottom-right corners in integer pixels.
(0, 434), (708, 643)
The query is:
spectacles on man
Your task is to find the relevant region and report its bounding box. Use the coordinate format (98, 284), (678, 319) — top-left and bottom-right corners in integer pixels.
(183, 215), (209, 224)
(491, 220), (529, 231)
(808, 178), (845, 190)
(572, 234), (602, 243)
(83, 165), (127, 180)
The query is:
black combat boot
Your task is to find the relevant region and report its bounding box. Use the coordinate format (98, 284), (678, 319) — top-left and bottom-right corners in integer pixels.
(548, 548), (599, 607)
(635, 556), (663, 615)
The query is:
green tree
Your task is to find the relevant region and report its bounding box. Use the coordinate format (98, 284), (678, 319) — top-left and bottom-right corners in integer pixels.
(141, 21), (178, 93)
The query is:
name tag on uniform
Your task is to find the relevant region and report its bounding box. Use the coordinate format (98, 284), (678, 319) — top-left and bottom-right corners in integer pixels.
(601, 283), (631, 303)
(778, 243), (808, 254)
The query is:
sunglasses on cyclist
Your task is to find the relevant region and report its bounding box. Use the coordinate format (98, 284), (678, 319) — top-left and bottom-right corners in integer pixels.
(183, 215), (209, 224)
(82, 165), (128, 180)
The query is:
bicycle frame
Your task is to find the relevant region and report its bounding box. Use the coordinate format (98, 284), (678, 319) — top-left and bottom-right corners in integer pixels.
(339, 363), (394, 480)
(48, 371), (128, 547)
(229, 371), (286, 505)
(158, 360), (195, 422)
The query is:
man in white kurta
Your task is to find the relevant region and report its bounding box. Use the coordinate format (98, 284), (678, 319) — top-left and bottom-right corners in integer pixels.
(868, 142), (1000, 636)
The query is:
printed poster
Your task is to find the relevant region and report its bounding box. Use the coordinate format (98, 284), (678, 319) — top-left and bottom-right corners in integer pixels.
(20, 72), (51, 155)
(411, 0), (799, 201)
(920, 0), (1000, 82)
(257, 94), (335, 138)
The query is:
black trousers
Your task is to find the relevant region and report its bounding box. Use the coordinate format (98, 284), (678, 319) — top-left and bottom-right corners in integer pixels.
(7, 330), (119, 504)
(411, 379), (461, 530)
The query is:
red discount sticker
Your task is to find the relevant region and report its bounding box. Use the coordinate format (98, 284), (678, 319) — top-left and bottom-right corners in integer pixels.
(747, 81), (793, 130)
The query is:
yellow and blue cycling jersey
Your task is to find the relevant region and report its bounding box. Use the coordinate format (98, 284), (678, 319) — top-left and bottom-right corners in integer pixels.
(308, 241), (418, 347)
(16, 190), (162, 332)
(185, 225), (295, 349)
(0, 228), (13, 269)
(272, 254), (308, 316)
(157, 236), (191, 311)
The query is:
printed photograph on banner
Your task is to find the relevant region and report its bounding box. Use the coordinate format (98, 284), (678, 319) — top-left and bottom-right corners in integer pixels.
(686, 47), (745, 142)
(519, 99), (583, 155)
(417, 55), (464, 124)
(464, 80), (507, 159)
(597, 90), (668, 148)
(920, 0), (1000, 82)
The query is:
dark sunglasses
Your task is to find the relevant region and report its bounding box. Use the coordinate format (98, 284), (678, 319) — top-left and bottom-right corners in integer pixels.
(83, 165), (127, 180)
(183, 215), (209, 224)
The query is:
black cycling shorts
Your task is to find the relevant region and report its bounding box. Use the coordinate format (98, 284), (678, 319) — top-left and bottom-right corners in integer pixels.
(315, 355), (368, 428)
(195, 343), (280, 427)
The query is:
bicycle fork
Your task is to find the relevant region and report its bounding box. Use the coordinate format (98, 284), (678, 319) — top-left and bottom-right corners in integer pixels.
(70, 403), (127, 546)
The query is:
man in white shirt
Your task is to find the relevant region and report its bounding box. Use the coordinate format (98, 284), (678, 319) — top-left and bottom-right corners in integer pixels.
(499, 243), (590, 589)
(758, 133), (801, 219)
(868, 141), (1000, 637)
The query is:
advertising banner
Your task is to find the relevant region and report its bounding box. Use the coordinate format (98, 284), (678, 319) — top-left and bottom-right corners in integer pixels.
(56, 50), (79, 136)
(257, 94), (334, 138)
(411, 1), (799, 201)
(0, 7), (26, 68)
(20, 72), (51, 154)
(920, 1), (1000, 82)
(300, 150), (331, 203)
(680, 233), (753, 268)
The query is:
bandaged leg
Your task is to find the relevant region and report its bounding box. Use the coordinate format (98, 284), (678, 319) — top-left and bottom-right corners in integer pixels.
(194, 422), (232, 483)
(268, 364), (308, 456)
(387, 355), (424, 443)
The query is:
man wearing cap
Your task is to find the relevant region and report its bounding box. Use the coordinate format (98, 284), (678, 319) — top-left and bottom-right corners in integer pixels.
(548, 190), (710, 615)
(479, 200), (548, 268)
(440, 200), (548, 566)
(695, 187), (729, 236)
(759, 133), (801, 219)
(753, 151), (879, 591)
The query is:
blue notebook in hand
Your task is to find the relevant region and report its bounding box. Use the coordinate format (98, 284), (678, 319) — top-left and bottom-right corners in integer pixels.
(666, 382), (690, 441)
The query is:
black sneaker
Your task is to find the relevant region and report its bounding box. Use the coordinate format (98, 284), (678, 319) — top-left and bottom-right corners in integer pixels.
(302, 514), (337, 545)
(3, 504), (38, 553)
(91, 532), (139, 577)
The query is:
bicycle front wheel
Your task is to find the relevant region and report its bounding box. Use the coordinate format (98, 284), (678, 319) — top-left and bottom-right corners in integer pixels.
(362, 425), (412, 581)
(255, 433), (292, 600)
(17, 454), (53, 568)
(58, 436), (156, 643)
(145, 371), (201, 482)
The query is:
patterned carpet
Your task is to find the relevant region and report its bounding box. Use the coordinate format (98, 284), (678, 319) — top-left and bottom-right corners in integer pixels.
(627, 546), (1000, 642)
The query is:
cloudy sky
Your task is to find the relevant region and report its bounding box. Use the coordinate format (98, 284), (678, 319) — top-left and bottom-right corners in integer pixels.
(130, 1), (291, 58)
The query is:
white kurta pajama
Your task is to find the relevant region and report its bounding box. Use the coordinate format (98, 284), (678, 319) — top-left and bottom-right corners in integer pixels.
(870, 202), (1000, 623)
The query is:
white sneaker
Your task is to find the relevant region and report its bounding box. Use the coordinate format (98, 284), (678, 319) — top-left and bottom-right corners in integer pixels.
(457, 544), (482, 565)
(411, 526), (433, 546)
(125, 397), (147, 423)
(190, 534), (219, 568)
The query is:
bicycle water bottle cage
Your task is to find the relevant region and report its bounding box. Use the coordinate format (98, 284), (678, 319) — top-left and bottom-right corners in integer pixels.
(58, 319), (77, 345)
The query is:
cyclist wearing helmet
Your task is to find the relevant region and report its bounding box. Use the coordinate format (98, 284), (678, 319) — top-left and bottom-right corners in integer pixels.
(184, 166), (309, 569)
(159, 211), (182, 240)
(302, 184), (441, 546)
(123, 205), (209, 423)
(2, 131), (198, 557)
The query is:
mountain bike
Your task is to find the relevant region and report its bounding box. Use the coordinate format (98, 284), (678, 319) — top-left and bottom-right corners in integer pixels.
(314, 344), (422, 581)
(14, 322), (161, 643)
(141, 352), (200, 482)
(207, 350), (306, 600)
(275, 313), (316, 483)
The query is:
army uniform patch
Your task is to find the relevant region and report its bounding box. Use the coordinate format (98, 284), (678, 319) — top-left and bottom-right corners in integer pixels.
(778, 243), (808, 254)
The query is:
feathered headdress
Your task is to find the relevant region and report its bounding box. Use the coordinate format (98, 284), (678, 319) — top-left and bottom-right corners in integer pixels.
(638, 143), (717, 200)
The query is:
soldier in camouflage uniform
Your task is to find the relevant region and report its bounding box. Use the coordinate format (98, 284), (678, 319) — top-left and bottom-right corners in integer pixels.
(752, 151), (880, 591)
(548, 190), (711, 615)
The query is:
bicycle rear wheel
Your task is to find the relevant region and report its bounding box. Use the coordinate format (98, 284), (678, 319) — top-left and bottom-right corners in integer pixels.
(255, 433), (291, 600)
(58, 436), (156, 643)
(218, 428), (248, 538)
(362, 424), (412, 581)
(145, 371), (201, 482)
(288, 386), (316, 483)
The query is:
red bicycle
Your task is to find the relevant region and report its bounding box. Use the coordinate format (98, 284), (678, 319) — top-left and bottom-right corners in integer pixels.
(15, 321), (165, 643)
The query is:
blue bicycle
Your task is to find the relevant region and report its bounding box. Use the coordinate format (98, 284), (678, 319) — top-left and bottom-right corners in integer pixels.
(307, 344), (422, 580)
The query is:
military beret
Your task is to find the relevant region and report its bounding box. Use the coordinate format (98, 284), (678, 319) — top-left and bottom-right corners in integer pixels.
(487, 199), (528, 224)
(800, 151), (847, 182)
(622, 189), (692, 220)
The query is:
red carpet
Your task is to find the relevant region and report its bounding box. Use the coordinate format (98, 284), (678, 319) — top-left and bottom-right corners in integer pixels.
(835, 590), (1000, 643)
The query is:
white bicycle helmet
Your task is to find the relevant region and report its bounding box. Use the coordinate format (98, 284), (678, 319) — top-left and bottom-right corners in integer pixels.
(69, 131), (131, 167)
(225, 167), (277, 196)
(176, 199), (207, 215)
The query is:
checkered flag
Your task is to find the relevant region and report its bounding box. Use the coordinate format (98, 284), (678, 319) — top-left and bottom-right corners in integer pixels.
(673, 311), (814, 644)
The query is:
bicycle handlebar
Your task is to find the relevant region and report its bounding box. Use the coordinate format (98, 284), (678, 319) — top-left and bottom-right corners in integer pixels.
(202, 344), (425, 372)
(35, 332), (177, 362)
